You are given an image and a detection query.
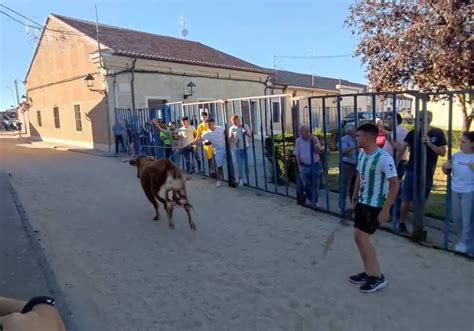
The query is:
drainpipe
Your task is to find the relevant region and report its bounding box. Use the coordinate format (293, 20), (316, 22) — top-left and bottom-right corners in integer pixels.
(130, 58), (137, 111)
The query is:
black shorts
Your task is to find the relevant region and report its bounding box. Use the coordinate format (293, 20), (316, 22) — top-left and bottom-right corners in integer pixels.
(354, 203), (381, 234)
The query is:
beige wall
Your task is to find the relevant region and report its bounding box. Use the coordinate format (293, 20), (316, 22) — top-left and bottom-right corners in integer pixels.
(24, 16), (109, 149)
(424, 97), (470, 131)
(103, 56), (269, 110)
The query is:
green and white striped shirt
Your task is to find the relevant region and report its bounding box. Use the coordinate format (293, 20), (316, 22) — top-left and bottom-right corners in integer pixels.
(357, 148), (398, 208)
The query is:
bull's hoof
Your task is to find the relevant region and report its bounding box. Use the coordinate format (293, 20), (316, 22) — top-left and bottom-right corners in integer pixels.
(169, 223), (175, 230)
(190, 223), (197, 231)
(153, 215), (160, 221)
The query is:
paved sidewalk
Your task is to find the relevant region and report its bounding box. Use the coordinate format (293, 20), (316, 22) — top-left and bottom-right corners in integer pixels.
(0, 171), (75, 329)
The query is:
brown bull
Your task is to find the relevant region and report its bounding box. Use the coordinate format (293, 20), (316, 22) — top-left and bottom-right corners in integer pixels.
(128, 155), (196, 231)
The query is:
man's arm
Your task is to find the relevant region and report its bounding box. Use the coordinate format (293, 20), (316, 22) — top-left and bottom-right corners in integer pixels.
(243, 124), (252, 137)
(312, 136), (321, 154)
(351, 174), (361, 211)
(378, 177), (400, 222)
(425, 140), (446, 156)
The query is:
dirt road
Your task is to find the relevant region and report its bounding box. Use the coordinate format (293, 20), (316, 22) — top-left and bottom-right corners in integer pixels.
(1, 138), (473, 331)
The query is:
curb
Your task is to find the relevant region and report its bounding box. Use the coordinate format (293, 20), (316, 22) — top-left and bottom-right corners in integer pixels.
(5, 173), (78, 330)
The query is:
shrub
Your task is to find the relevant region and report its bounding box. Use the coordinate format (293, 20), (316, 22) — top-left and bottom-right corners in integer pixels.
(264, 129), (338, 184)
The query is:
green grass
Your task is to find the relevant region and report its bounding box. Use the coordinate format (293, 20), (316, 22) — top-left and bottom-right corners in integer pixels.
(324, 151), (454, 220)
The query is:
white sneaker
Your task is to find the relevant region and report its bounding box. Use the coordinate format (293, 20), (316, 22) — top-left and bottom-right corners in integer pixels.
(216, 181), (222, 188)
(238, 179), (244, 187)
(454, 243), (468, 253)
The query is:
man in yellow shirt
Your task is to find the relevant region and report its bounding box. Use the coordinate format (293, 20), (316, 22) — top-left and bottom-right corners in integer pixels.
(195, 112), (216, 177)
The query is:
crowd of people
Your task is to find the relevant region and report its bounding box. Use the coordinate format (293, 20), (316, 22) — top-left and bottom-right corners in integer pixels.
(295, 111), (473, 259)
(112, 111), (252, 188)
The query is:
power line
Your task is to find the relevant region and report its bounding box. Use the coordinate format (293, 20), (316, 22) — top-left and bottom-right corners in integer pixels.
(0, 11), (41, 30)
(0, 4), (87, 36)
(0, 3), (42, 28)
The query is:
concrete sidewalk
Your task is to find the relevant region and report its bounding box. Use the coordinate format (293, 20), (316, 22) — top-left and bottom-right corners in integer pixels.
(0, 171), (74, 329)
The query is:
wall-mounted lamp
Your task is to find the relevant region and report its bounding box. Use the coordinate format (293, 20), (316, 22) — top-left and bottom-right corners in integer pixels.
(84, 73), (106, 95)
(183, 81), (196, 99)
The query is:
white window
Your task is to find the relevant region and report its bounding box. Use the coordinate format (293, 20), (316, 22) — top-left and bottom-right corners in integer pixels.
(272, 102), (280, 123)
(53, 107), (60, 129)
(74, 104), (83, 131)
(36, 110), (42, 127)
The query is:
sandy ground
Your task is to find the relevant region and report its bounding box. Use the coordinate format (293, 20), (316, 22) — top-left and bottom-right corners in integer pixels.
(0, 137), (473, 331)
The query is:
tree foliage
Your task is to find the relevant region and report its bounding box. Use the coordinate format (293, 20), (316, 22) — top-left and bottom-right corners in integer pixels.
(346, 0), (473, 130)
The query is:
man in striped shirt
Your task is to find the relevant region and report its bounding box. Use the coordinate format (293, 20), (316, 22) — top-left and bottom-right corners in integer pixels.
(350, 123), (400, 293)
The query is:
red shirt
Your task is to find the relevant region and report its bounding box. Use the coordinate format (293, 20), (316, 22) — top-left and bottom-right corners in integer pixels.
(376, 129), (386, 148)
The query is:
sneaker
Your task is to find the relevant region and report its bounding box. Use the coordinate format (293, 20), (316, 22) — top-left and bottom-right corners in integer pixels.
(238, 179), (244, 187)
(359, 275), (386, 293)
(349, 272), (369, 285)
(454, 243), (468, 253)
(398, 223), (408, 233)
(186, 174), (192, 180)
(216, 181), (222, 188)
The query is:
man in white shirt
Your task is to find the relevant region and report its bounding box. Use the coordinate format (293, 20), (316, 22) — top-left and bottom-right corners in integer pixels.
(177, 116), (196, 178)
(350, 123), (399, 293)
(193, 118), (226, 187)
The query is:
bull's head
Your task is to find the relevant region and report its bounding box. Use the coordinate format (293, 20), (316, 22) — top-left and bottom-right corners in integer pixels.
(125, 155), (155, 178)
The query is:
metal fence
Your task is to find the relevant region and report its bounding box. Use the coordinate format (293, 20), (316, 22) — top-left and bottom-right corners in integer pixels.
(115, 89), (473, 253)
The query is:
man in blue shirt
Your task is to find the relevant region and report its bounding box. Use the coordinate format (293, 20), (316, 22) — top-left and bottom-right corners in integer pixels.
(341, 123), (358, 209)
(293, 125), (321, 206)
(112, 121), (125, 154)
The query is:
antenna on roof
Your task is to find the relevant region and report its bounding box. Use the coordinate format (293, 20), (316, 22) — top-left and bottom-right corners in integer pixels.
(178, 16), (188, 39)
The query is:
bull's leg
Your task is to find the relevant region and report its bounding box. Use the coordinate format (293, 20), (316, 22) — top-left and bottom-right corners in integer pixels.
(174, 190), (196, 231)
(185, 204), (196, 231)
(145, 192), (160, 221)
(165, 189), (175, 230)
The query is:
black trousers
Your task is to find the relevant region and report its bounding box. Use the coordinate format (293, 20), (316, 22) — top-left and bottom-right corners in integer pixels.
(115, 134), (125, 153)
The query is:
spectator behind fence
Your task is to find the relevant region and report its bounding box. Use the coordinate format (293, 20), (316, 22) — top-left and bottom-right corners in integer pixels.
(195, 112), (213, 176)
(169, 121), (180, 163)
(383, 113), (409, 218)
(125, 120), (138, 157)
(112, 121), (125, 154)
(193, 118), (226, 187)
(154, 119), (172, 159)
(293, 125), (321, 206)
(394, 111), (447, 233)
(375, 118), (386, 148)
(229, 114), (252, 187)
(177, 116), (197, 179)
(442, 131), (474, 255)
(341, 123), (358, 209)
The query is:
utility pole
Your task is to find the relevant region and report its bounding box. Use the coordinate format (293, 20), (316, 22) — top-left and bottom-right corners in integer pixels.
(14, 79), (20, 106)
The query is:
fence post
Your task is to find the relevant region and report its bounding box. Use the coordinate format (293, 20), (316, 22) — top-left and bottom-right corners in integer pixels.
(336, 96), (344, 212)
(224, 101), (236, 187)
(322, 97), (330, 210)
(293, 100), (304, 205)
(444, 94), (453, 249)
(391, 94), (398, 231)
(413, 94), (427, 241)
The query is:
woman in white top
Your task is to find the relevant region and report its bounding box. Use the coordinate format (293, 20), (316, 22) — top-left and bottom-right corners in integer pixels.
(442, 131), (474, 255)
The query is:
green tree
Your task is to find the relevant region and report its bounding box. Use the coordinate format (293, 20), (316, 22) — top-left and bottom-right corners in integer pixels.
(346, 1), (473, 130)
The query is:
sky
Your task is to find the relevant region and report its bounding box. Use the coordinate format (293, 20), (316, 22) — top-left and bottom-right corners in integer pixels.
(0, 0), (366, 110)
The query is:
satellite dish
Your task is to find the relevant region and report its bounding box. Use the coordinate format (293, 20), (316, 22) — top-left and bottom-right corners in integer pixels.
(181, 29), (188, 38)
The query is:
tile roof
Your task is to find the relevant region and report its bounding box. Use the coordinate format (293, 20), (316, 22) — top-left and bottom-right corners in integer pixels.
(273, 70), (367, 92)
(53, 14), (271, 74)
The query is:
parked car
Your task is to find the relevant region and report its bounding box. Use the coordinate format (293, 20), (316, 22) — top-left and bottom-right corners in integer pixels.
(1, 114), (20, 131)
(342, 112), (374, 127)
